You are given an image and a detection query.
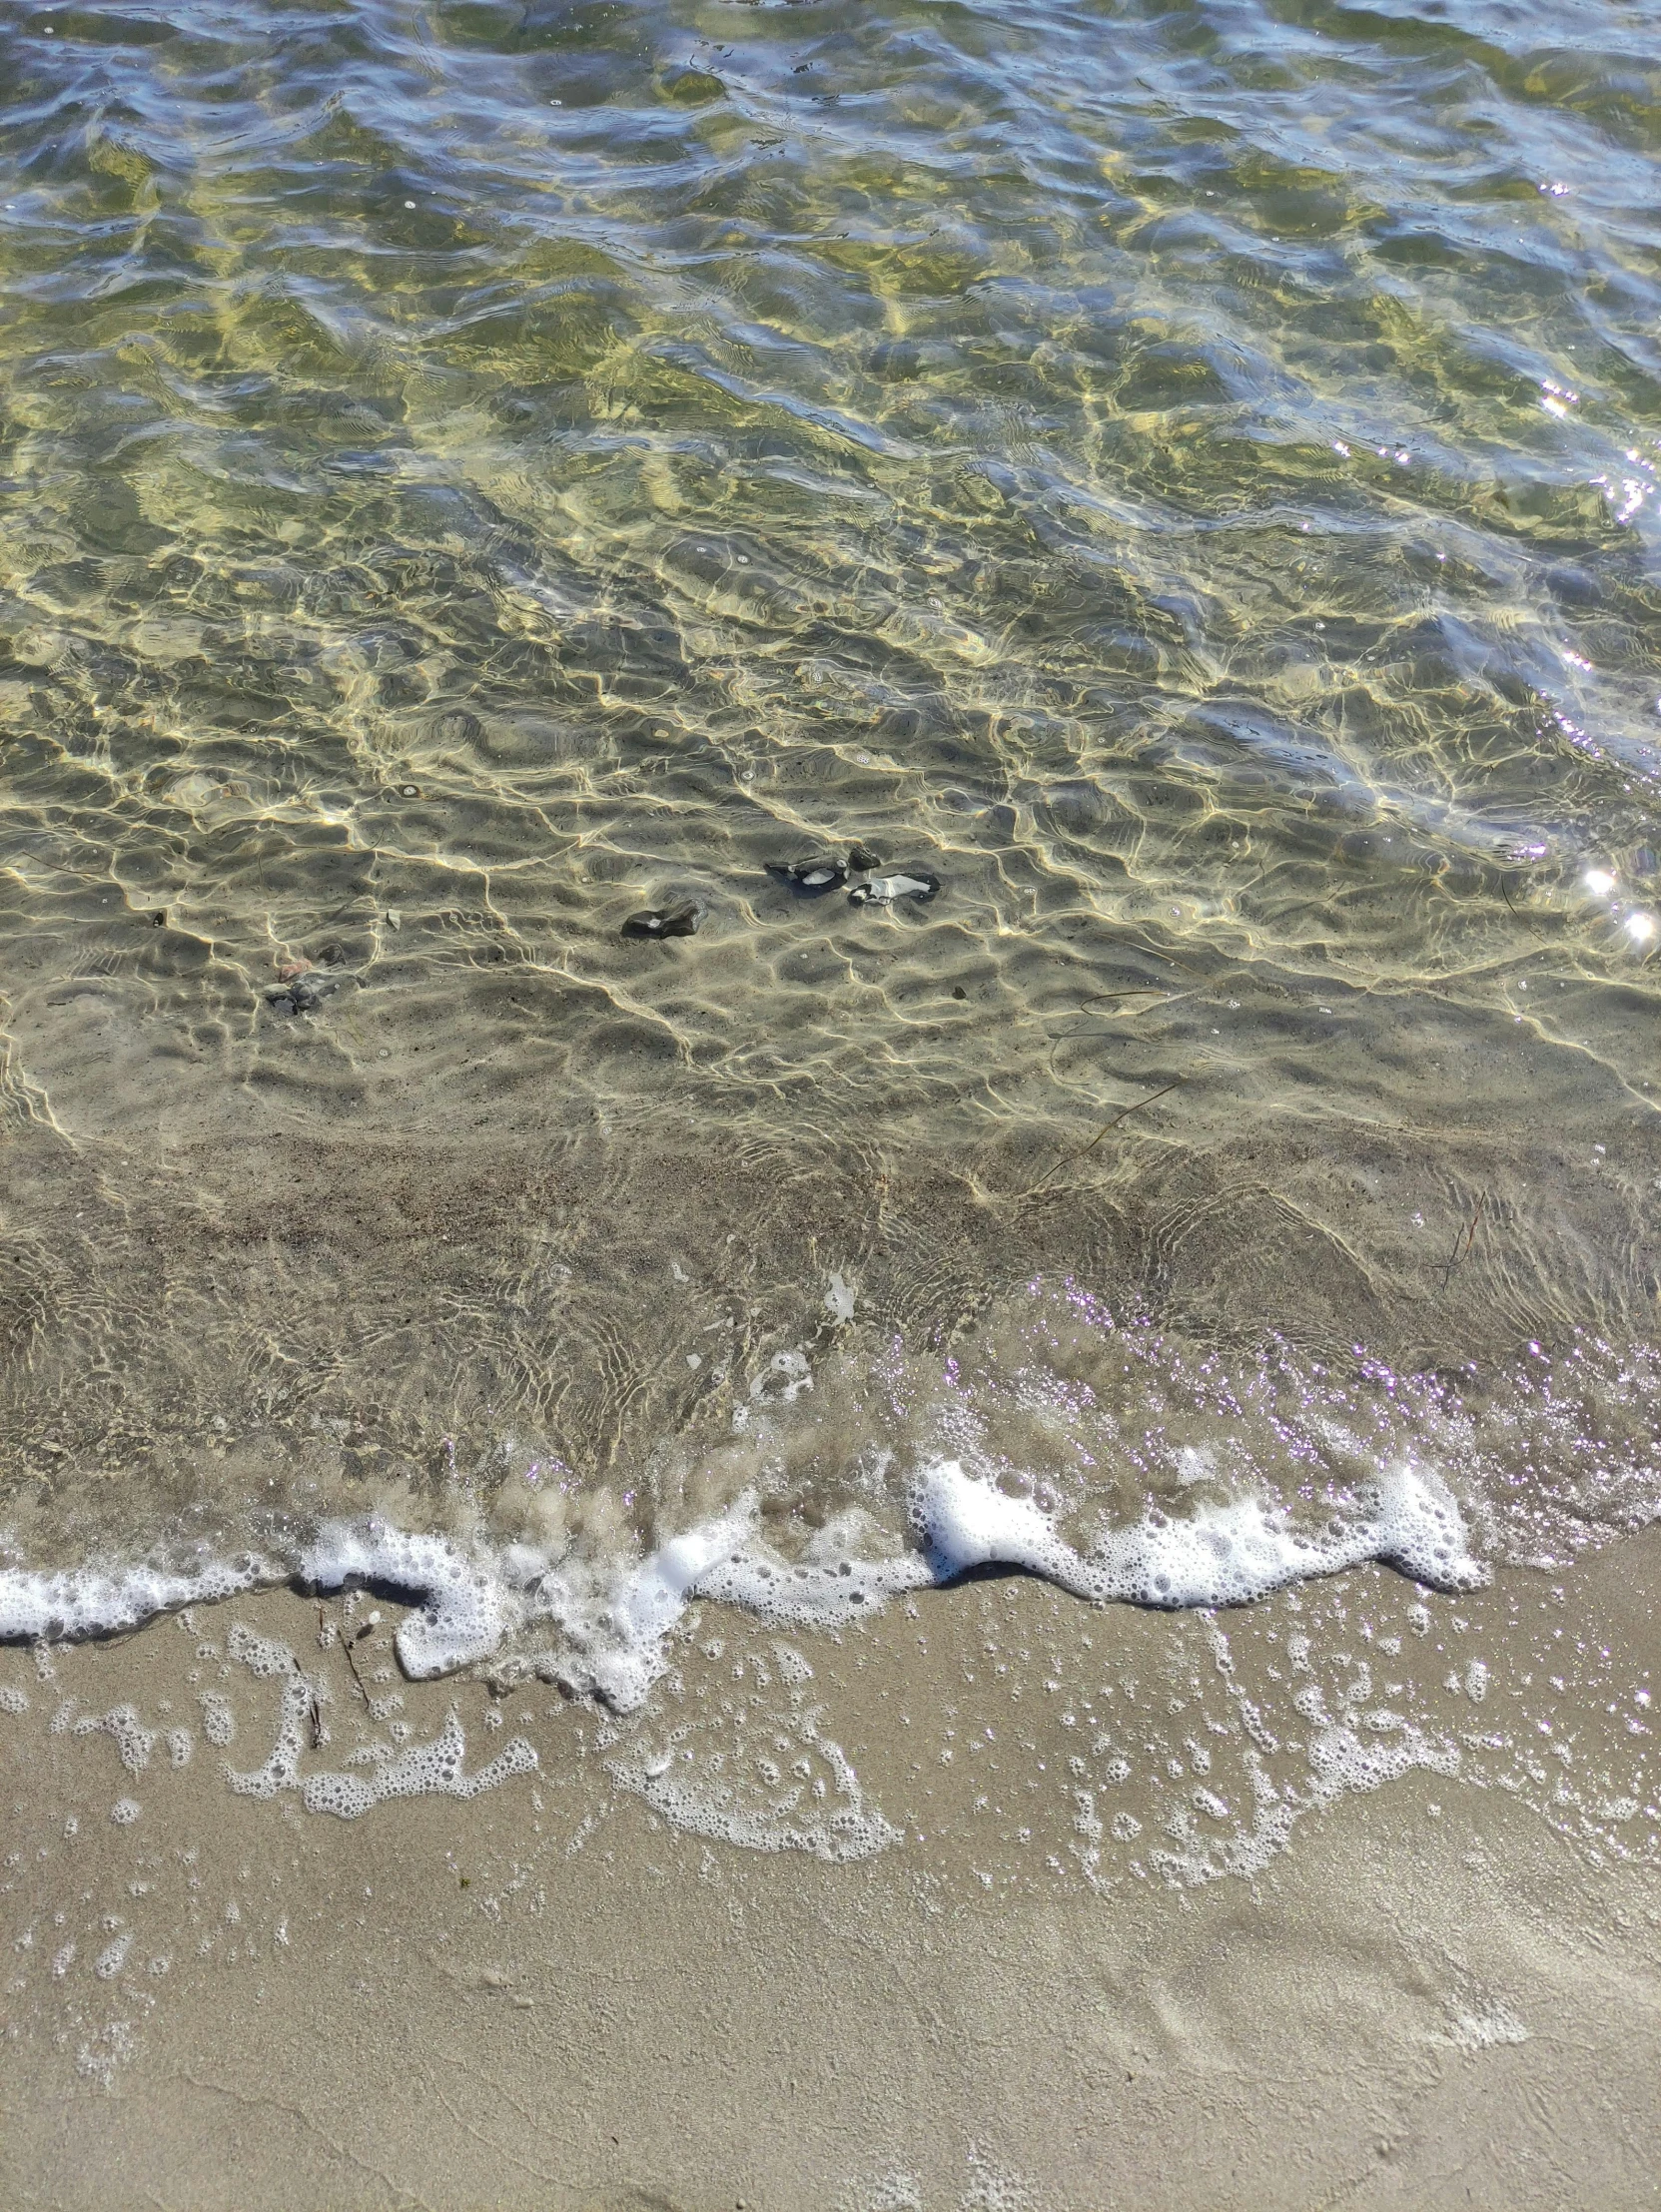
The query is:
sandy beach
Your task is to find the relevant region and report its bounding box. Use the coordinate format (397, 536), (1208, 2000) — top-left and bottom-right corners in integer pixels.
(6, 1524), (1658, 2211)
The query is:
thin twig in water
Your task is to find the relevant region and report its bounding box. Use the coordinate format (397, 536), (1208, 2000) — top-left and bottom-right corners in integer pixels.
(1500, 874), (1545, 941)
(1099, 931), (1207, 977)
(1079, 1077), (1187, 1152)
(1027, 1078), (1187, 1197)
(1440, 1190), (1487, 1290)
(1045, 991), (1173, 1083)
(1074, 989), (1174, 1011)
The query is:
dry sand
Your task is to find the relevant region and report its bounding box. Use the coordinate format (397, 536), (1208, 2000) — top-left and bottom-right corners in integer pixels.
(5, 1531), (1659, 2211)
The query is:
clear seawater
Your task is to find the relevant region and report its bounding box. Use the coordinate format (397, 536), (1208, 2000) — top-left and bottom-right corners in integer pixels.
(2, 0), (1660, 1676)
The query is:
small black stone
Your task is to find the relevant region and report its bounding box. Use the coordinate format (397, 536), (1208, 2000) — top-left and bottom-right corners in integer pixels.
(847, 842), (883, 873)
(264, 974), (336, 1015)
(621, 901), (701, 940)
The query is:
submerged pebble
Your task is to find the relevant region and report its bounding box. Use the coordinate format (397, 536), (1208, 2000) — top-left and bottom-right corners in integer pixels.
(621, 901), (702, 941)
(766, 844), (887, 896)
(264, 974), (338, 1015)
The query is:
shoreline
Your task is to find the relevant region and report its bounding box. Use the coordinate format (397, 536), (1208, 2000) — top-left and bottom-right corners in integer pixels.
(4, 1528), (1657, 2209)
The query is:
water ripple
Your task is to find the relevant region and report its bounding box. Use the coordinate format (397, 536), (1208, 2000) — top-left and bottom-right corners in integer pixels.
(1, 0), (1659, 1568)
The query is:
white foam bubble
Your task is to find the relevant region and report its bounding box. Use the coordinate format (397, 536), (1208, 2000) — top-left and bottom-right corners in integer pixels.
(695, 1540), (932, 1636)
(301, 1709), (536, 1820)
(1447, 2001), (1529, 2051)
(2, 1501), (920, 1721)
(912, 1458), (1483, 1610)
(539, 1501), (932, 1711)
(223, 1625), (317, 1799)
(216, 1618), (532, 1816)
(93, 1932), (132, 1977)
(608, 1720), (895, 1861)
(1151, 1711), (1462, 1887)
(300, 1525), (506, 1678)
(199, 1692), (235, 1748)
(912, 1463), (1075, 1585)
(748, 1347), (813, 1405)
(0, 1555), (265, 1644)
(73, 1705), (154, 1775)
(536, 1500), (758, 1710)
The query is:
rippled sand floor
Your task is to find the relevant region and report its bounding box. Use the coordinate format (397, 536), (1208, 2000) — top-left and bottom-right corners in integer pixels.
(5, 0), (1661, 1590)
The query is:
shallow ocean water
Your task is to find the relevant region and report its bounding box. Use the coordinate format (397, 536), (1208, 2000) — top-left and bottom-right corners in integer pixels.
(1, 0), (1660, 1682)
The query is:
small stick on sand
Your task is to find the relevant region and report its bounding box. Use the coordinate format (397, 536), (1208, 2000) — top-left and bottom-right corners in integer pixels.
(323, 1601), (378, 1713)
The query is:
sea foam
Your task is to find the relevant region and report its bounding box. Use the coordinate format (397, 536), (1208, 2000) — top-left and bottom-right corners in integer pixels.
(0, 1457), (1482, 1706)
(0, 1556), (267, 1645)
(913, 1458), (1482, 1609)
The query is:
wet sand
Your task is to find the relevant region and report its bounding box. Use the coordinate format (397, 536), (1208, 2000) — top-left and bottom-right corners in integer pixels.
(6, 1532), (1658, 2211)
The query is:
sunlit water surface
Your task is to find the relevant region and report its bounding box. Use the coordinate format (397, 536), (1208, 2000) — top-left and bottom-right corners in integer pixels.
(2, 0), (1660, 1665)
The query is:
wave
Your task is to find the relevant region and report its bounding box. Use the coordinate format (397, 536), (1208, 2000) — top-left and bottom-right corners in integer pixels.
(0, 1456), (1481, 1716)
